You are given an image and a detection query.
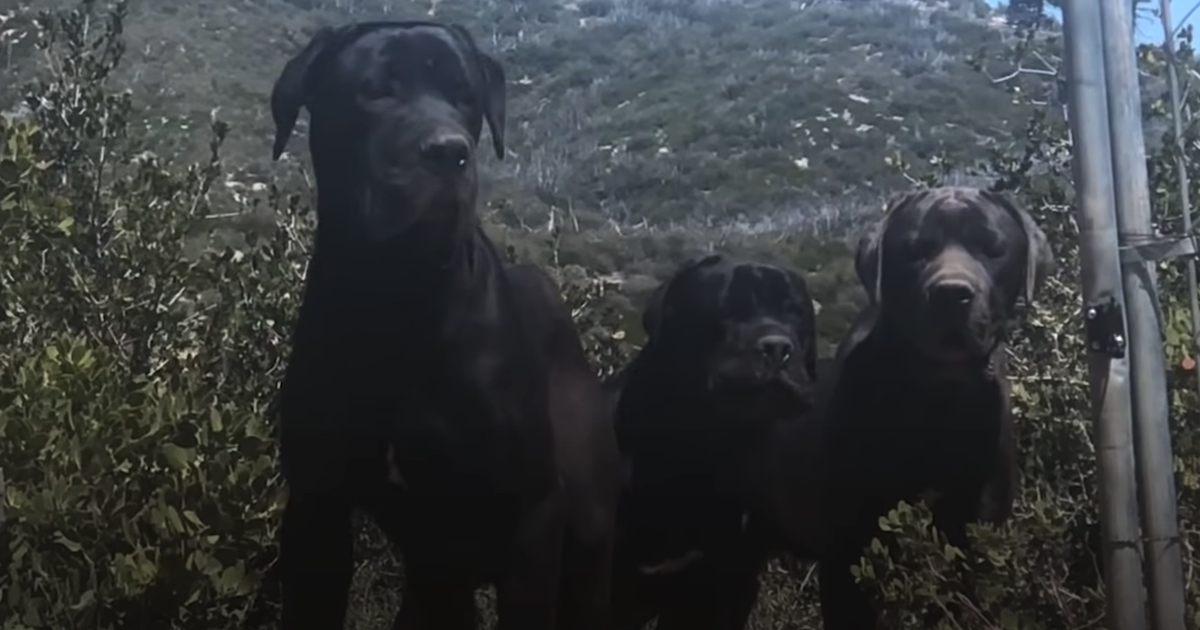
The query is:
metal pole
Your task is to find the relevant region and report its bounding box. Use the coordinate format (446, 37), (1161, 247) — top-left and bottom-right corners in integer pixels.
(1101, 1), (1189, 628)
(1160, 0), (1200, 411)
(1061, 2), (1148, 630)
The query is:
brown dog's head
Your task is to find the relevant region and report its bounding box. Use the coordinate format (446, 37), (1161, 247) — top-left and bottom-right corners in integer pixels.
(854, 187), (1055, 363)
(641, 255), (818, 421)
(269, 21), (505, 251)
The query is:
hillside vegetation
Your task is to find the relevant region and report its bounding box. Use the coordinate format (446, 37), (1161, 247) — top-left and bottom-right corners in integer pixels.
(2, 0), (1200, 629)
(5, 0), (1045, 230)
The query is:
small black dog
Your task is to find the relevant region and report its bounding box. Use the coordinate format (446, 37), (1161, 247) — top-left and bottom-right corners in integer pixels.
(608, 254), (821, 630)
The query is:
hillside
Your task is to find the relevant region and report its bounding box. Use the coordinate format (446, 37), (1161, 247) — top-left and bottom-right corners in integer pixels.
(3, 0), (1045, 231)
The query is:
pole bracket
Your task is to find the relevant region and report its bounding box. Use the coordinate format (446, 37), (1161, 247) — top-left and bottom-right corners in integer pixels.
(1117, 234), (1197, 264)
(1085, 295), (1127, 358)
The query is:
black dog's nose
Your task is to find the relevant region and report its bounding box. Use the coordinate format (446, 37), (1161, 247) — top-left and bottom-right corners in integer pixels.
(929, 281), (975, 312)
(756, 335), (794, 365)
(420, 134), (471, 173)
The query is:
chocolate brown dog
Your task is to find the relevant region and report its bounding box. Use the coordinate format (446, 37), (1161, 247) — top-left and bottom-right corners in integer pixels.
(815, 186), (1055, 630)
(269, 20), (622, 630)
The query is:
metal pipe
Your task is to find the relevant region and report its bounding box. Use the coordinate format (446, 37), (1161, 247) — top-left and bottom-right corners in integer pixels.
(1061, 2), (1148, 629)
(1101, 1), (1189, 628)
(1160, 0), (1200, 430)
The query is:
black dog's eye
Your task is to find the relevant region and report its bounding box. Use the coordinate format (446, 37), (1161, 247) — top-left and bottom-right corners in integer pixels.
(358, 77), (389, 100)
(983, 238), (1006, 258)
(457, 90), (478, 110)
(907, 237), (938, 260)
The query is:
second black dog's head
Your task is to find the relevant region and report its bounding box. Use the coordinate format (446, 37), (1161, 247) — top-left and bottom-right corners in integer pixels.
(855, 186), (1056, 364)
(270, 20), (505, 250)
(641, 255), (818, 421)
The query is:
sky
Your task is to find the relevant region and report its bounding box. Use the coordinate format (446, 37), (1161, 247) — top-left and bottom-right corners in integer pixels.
(983, 0), (1200, 44)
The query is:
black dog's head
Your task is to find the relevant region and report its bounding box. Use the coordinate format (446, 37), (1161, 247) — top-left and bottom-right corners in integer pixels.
(270, 21), (505, 248)
(855, 186), (1056, 363)
(641, 255), (818, 421)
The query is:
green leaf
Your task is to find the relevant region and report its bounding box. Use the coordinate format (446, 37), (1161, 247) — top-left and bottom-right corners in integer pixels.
(70, 589), (96, 612)
(183, 509), (204, 527)
(209, 407), (224, 433)
(165, 505), (185, 533)
(161, 443), (193, 471)
(0, 158), (20, 185)
(54, 532), (83, 553)
(56, 216), (75, 235)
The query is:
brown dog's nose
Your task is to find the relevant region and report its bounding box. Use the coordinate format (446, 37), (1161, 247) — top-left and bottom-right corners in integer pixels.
(929, 281), (975, 313)
(756, 335), (794, 366)
(420, 134), (471, 174)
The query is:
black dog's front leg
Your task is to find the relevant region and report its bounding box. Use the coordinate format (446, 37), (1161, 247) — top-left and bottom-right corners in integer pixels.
(818, 547), (881, 630)
(496, 492), (566, 630)
(556, 526), (615, 630)
(392, 558), (478, 630)
(653, 547), (766, 630)
(280, 489), (355, 630)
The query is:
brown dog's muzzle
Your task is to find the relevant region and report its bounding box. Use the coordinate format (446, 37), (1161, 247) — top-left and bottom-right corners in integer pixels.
(917, 250), (994, 359)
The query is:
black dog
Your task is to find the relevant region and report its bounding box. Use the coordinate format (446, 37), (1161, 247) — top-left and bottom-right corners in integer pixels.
(607, 254), (822, 630)
(269, 21), (622, 630)
(815, 186), (1055, 630)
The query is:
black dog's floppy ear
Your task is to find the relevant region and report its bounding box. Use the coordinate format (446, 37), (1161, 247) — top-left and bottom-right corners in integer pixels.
(981, 189), (1057, 305)
(785, 268), (819, 382)
(641, 256), (704, 339)
(856, 191), (918, 305)
(477, 52), (506, 160)
(445, 23), (507, 160)
(641, 266), (686, 340)
(271, 26), (335, 161)
(641, 280), (670, 340)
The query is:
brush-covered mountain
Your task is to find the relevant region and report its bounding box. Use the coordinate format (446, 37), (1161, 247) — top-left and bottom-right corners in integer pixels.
(2, 0), (1053, 233)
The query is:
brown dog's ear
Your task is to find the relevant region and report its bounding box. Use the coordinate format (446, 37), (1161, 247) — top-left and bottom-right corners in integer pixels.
(856, 191), (918, 305)
(981, 189), (1057, 305)
(478, 53), (507, 160)
(271, 26), (335, 161)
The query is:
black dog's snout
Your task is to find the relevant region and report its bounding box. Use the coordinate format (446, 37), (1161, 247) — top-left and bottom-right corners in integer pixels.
(420, 134), (472, 174)
(929, 281), (975, 313)
(756, 335), (794, 366)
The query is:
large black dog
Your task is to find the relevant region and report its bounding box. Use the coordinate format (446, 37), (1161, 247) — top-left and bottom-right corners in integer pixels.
(607, 254), (823, 630)
(269, 21), (622, 630)
(815, 186), (1055, 630)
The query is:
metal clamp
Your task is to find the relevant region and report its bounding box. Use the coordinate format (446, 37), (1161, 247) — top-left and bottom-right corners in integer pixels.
(1084, 296), (1126, 359)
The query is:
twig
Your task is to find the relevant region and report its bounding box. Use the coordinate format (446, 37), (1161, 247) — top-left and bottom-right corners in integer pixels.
(0, 467), (7, 528)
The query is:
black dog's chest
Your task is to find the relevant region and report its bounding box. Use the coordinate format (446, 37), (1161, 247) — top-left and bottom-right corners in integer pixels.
(832, 368), (1004, 491)
(375, 383), (510, 488)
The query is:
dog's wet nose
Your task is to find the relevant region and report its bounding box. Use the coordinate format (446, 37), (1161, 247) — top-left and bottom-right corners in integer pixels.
(929, 281), (975, 313)
(756, 335), (794, 366)
(419, 134), (471, 174)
